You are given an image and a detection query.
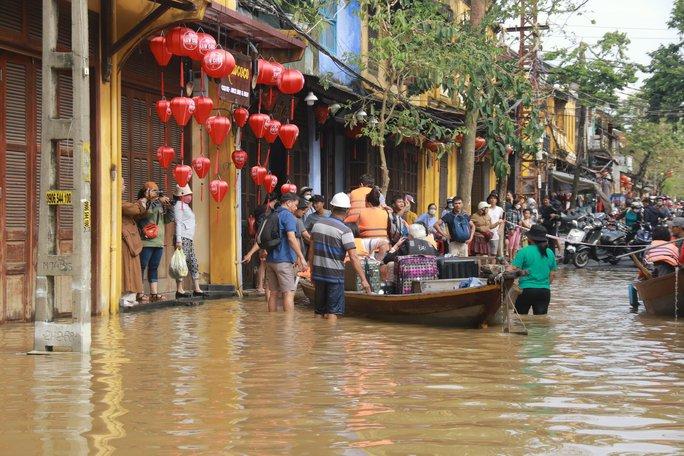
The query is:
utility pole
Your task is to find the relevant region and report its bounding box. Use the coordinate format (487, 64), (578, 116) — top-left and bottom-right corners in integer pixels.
(31, 0), (91, 353)
(571, 44), (588, 208)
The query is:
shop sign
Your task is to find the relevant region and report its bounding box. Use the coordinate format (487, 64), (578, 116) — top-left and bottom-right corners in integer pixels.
(46, 190), (72, 205)
(219, 52), (251, 107)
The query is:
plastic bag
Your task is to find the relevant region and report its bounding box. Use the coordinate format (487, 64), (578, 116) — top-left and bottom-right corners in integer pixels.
(169, 248), (188, 280)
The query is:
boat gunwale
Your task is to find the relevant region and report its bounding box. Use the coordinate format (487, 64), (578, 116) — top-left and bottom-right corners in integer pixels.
(300, 280), (501, 301)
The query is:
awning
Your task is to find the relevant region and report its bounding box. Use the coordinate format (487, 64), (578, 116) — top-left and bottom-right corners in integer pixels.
(204, 2), (306, 51)
(549, 170), (612, 209)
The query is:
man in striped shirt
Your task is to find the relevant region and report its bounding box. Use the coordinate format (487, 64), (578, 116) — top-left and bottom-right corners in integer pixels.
(309, 193), (371, 320)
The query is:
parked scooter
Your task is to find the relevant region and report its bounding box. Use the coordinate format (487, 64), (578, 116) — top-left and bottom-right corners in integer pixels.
(572, 215), (630, 268)
(562, 215), (589, 264)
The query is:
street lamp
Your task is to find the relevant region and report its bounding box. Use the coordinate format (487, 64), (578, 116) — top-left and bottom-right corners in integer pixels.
(304, 91), (318, 106)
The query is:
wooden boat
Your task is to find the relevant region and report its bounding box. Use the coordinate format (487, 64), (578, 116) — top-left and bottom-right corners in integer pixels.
(633, 269), (684, 317)
(300, 278), (511, 328)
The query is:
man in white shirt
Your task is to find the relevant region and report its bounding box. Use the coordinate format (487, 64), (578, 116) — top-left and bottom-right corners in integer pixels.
(486, 192), (505, 257)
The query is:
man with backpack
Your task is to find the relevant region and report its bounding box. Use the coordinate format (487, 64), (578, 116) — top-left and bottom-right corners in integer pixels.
(433, 196), (475, 257)
(258, 192), (308, 312)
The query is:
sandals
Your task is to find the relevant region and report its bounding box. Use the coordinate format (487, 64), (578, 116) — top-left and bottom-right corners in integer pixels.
(149, 294), (164, 302)
(136, 293), (150, 303)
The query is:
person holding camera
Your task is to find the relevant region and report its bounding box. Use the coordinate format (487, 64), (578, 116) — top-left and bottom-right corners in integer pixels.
(137, 182), (172, 302)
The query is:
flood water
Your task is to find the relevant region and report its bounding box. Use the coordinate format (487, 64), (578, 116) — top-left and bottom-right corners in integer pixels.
(1, 268), (682, 455)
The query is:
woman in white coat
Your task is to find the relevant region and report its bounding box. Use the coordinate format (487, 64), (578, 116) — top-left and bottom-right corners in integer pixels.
(173, 184), (206, 298)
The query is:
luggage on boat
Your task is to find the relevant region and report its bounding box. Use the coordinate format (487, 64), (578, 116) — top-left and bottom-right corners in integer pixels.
(395, 255), (439, 294)
(344, 257), (382, 292)
(437, 257), (478, 279)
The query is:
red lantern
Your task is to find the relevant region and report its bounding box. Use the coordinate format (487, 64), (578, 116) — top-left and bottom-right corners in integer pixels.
(505, 144), (514, 156)
(192, 96), (213, 125)
(249, 113), (270, 139)
(250, 165), (267, 185)
(156, 146), (175, 169)
(263, 174), (278, 193)
(231, 150), (248, 170)
(263, 119), (281, 144)
(174, 164), (193, 187)
(279, 123), (299, 149)
(209, 179), (229, 203)
(156, 99), (172, 123)
(260, 88), (280, 111)
(202, 49), (236, 79)
(425, 140), (442, 152)
(206, 115), (231, 145)
(256, 59), (280, 85)
(170, 97), (196, 126)
(281, 183), (297, 194)
(233, 107), (249, 128)
(315, 105), (330, 124)
(191, 32), (217, 61)
(475, 137), (486, 149)
(271, 62), (285, 84)
(166, 27), (198, 56)
(454, 133), (464, 144)
(277, 69), (305, 95)
(191, 156), (211, 179)
(149, 36), (172, 67)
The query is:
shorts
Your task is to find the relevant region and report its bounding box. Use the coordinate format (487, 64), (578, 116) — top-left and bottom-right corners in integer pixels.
(361, 237), (389, 253)
(515, 288), (551, 315)
(448, 241), (469, 257)
(314, 280), (345, 315)
(265, 262), (297, 293)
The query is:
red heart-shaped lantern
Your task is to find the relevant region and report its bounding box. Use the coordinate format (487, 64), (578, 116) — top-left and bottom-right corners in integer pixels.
(156, 146), (175, 169)
(149, 36), (172, 66)
(202, 49), (235, 79)
(233, 107), (249, 128)
(248, 113), (269, 139)
(166, 27), (198, 56)
(277, 69), (305, 95)
(174, 164), (193, 187)
(279, 123), (299, 149)
(209, 179), (229, 203)
(315, 104), (330, 124)
(192, 95), (214, 125)
(191, 155), (211, 179)
(475, 137), (487, 149)
(263, 119), (281, 144)
(250, 165), (268, 185)
(263, 173), (278, 193)
(191, 32), (217, 61)
(281, 183), (297, 194)
(170, 97), (196, 126)
(231, 150), (248, 170)
(256, 59), (275, 85)
(206, 115), (231, 145)
(156, 99), (172, 123)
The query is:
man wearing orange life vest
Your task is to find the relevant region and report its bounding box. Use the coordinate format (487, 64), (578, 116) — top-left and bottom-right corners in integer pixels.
(644, 226), (679, 277)
(355, 187), (391, 260)
(345, 174), (377, 224)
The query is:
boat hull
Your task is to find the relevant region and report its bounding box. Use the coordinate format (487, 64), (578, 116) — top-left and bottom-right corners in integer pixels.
(300, 280), (506, 328)
(634, 269), (684, 317)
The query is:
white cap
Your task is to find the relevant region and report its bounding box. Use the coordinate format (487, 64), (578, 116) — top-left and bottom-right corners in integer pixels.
(174, 184), (193, 197)
(330, 192), (351, 209)
(478, 201), (489, 210)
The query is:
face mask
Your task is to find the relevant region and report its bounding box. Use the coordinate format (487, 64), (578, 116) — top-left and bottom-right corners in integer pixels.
(428, 209), (437, 215)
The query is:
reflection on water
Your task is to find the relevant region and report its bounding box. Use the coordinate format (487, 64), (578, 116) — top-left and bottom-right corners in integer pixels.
(0, 268), (682, 455)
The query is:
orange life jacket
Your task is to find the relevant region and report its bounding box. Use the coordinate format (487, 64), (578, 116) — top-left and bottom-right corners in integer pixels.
(645, 240), (679, 267)
(357, 207), (389, 238)
(350, 186), (372, 210)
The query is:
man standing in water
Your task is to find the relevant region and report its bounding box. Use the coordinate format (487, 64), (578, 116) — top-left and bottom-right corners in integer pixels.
(309, 193), (371, 320)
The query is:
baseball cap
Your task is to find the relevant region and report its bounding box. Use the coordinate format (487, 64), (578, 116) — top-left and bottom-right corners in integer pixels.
(478, 201), (489, 210)
(405, 194), (415, 204)
(299, 186), (313, 195)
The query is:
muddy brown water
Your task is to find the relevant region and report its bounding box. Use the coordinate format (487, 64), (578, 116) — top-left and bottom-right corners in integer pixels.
(1, 268), (682, 455)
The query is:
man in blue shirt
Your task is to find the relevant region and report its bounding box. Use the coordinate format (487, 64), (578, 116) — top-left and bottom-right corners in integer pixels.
(265, 192), (308, 312)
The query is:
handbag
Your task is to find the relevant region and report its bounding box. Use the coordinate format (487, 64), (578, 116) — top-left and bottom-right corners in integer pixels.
(141, 209), (161, 240)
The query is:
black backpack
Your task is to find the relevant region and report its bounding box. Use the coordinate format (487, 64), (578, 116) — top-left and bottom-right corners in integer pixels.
(257, 211), (282, 252)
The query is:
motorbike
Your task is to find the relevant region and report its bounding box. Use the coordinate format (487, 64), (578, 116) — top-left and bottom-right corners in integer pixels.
(562, 215), (589, 264)
(572, 215), (630, 268)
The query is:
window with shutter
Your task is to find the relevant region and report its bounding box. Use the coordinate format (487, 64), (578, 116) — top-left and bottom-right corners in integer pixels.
(5, 61), (28, 230)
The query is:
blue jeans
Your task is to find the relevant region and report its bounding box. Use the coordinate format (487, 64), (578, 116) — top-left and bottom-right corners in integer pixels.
(140, 247), (164, 283)
(314, 280), (345, 315)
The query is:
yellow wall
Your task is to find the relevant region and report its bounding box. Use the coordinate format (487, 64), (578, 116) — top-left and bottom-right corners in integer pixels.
(448, 147), (458, 197)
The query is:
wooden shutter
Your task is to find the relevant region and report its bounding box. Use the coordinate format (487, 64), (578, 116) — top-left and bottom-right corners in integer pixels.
(5, 61), (29, 230)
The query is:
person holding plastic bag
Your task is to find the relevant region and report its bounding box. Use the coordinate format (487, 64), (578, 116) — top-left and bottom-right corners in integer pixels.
(173, 184), (205, 299)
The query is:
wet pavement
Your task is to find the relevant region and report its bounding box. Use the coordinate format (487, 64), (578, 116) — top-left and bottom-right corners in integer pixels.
(1, 268), (682, 455)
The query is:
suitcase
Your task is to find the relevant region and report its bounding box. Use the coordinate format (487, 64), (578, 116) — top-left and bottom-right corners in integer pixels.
(357, 257), (382, 293)
(436, 257), (479, 279)
(395, 255), (438, 294)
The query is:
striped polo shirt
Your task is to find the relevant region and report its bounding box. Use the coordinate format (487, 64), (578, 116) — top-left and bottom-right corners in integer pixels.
(311, 216), (356, 283)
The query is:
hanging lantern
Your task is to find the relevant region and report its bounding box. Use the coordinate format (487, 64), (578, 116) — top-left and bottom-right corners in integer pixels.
(192, 96), (214, 125)
(263, 174), (278, 193)
(206, 115), (231, 145)
(192, 156), (211, 179)
(271, 61), (285, 84)
(209, 179), (229, 203)
(233, 107), (249, 128)
(250, 165), (268, 185)
(260, 88), (280, 111)
(156, 146), (175, 169)
(166, 26), (199, 56)
(190, 32), (217, 61)
(170, 97), (196, 126)
(149, 36), (172, 67)
(156, 99), (172, 123)
(263, 119), (281, 144)
(202, 49), (236, 79)
(256, 59), (276, 85)
(277, 69), (305, 95)
(248, 113), (269, 139)
(279, 124), (299, 149)
(281, 183), (297, 194)
(315, 104), (330, 124)
(231, 150), (248, 170)
(425, 140), (443, 153)
(454, 133), (464, 144)
(174, 164), (193, 187)
(475, 137), (486, 149)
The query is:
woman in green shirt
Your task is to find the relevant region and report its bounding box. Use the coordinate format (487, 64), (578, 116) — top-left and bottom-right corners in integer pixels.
(510, 224), (557, 315)
(137, 182), (172, 302)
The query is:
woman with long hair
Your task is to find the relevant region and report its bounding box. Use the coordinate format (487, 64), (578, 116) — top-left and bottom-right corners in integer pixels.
(509, 224), (557, 315)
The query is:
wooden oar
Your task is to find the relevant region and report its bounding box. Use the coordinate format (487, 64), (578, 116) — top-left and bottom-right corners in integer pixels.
(630, 254), (652, 280)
